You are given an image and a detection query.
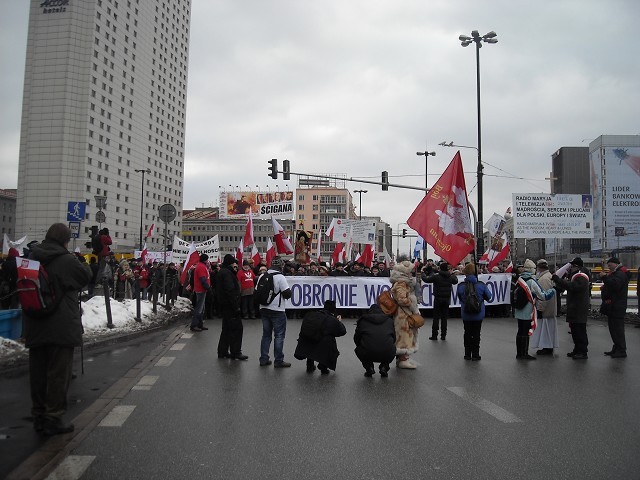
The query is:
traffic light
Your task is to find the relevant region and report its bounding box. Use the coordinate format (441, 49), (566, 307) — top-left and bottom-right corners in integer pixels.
(84, 241), (92, 249)
(283, 159), (291, 181)
(90, 225), (99, 237)
(381, 171), (389, 191)
(402, 228), (407, 238)
(268, 158), (278, 179)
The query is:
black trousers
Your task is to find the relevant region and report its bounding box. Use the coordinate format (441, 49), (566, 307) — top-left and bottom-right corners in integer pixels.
(607, 315), (626, 353)
(432, 298), (450, 336)
(29, 345), (74, 421)
(463, 321), (482, 353)
(517, 319), (532, 337)
(217, 305), (244, 356)
(354, 346), (395, 370)
(569, 323), (588, 354)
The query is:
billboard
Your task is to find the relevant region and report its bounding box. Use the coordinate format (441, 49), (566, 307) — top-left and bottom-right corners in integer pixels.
(591, 147), (640, 251)
(512, 193), (593, 239)
(219, 191), (293, 219)
(328, 218), (377, 244)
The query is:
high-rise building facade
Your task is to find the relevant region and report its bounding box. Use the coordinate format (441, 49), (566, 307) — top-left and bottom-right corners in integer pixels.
(16, 0), (191, 252)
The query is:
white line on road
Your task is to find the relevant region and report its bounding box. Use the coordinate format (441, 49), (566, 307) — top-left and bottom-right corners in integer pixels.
(98, 405), (136, 427)
(170, 343), (186, 350)
(137, 375), (159, 386)
(46, 455), (95, 479)
(447, 387), (523, 423)
(155, 356), (175, 367)
(181, 333), (194, 339)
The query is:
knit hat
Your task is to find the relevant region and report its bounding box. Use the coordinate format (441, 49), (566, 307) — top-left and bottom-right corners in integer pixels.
(570, 257), (584, 267)
(323, 300), (337, 314)
(536, 259), (548, 266)
(222, 254), (237, 266)
(439, 262), (449, 270)
(242, 259), (249, 266)
(523, 259), (536, 273)
(270, 256), (283, 269)
(200, 253), (209, 262)
(606, 257), (620, 265)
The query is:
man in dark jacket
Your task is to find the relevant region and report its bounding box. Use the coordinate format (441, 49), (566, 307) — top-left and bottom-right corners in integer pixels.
(422, 261), (458, 340)
(294, 300), (347, 374)
(354, 304), (396, 377)
(23, 223), (92, 435)
(216, 254), (247, 360)
(601, 257), (630, 358)
(552, 257), (591, 359)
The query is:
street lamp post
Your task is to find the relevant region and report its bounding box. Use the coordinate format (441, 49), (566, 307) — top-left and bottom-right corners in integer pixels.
(458, 30), (498, 258)
(135, 168), (151, 251)
(416, 149), (436, 195)
(354, 189), (368, 219)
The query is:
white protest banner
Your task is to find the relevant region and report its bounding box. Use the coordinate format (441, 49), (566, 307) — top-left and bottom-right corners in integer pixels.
(512, 193), (593, 239)
(172, 235), (220, 263)
(134, 250), (173, 263)
(330, 218), (376, 244)
(280, 274), (511, 309)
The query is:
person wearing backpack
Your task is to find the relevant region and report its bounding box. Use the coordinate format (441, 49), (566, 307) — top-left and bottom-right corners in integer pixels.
(23, 223), (92, 436)
(422, 261), (459, 341)
(258, 256), (292, 368)
(456, 263), (493, 361)
(294, 300), (346, 374)
(514, 259), (556, 360)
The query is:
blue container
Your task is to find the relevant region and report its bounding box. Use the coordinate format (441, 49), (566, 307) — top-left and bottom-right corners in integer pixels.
(0, 309), (22, 340)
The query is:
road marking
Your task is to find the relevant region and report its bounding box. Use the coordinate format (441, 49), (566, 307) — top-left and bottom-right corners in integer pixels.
(98, 405), (136, 427)
(182, 333), (194, 339)
(155, 356), (175, 367)
(46, 455), (95, 479)
(447, 387), (522, 423)
(170, 343), (186, 350)
(137, 375), (159, 386)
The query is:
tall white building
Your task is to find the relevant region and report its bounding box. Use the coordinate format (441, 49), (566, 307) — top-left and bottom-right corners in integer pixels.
(16, 0), (191, 251)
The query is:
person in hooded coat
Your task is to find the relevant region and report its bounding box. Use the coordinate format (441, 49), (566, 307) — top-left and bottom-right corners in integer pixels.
(390, 260), (421, 369)
(457, 263), (493, 360)
(530, 259), (559, 356)
(294, 300), (346, 374)
(421, 261), (458, 340)
(354, 304), (396, 377)
(23, 223), (92, 436)
(216, 254), (247, 360)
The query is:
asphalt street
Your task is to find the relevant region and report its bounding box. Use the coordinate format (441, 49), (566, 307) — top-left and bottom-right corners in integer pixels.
(4, 312), (640, 480)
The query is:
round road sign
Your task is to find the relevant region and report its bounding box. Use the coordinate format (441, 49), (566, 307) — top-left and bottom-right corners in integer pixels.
(96, 211), (106, 223)
(159, 203), (177, 223)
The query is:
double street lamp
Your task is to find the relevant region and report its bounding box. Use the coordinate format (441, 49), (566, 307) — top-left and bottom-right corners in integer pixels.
(135, 168), (151, 251)
(416, 149), (436, 195)
(458, 30), (498, 258)
(354, 189), (368, 219)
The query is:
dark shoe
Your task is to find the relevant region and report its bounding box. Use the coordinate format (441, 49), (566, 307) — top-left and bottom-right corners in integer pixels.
(379, 365), (389, 377)
(536, 348), (553, 356)
(464, 354), (472, 360)
(259, 360), (272, 366)
(274, 362), (291, 368)
(198, 326), (209, 330)
(306, 360), (316, 373)
(43, 419), (74, 436)
(572, 353), (588, 360)
(429, 336), (438, 340)
(441, 335), (446, 340)
(364, 367), (375, 377)
(519, 354), (537, 360)
(471, 355), (482, 361)
(218, 353), (231, 359)
(464, 348), (472, 360)
(190, 327), (202, 332)
(319, 368), (330, 375)
(230, 354), (248, 361)
(610, 352), (627, 358)
(566, 352), (576, 357)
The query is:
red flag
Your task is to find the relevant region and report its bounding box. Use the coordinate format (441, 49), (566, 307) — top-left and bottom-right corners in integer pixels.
(331, 242), (344, 266)
(505, 261), (513, 273)
(243, 210), (254, 247)
(271, 217), (294, 254)
(180, 242), (199, 284)
(251, 244), (262, 266)
(360, 243), (375, 268)
(265, 238), (276, 268)
(236, 238), (244, 264)
(146, 223), (155, 238)
(407, 152), (475, 266)
(325, 218), (336, 240)
(141, 242), (148, 265)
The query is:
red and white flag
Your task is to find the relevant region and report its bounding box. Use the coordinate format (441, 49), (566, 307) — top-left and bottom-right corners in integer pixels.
(271, 217), (294, 254)
(243, 210), (254, 247)
(359, 243), (375, 268)
(180, 242), (199, 284)
(316, 229), (323, 264)
(482, 232), (510, 269)
(325, 218), (337, 240)
(251, 244), (262, 266)
(407, 152), (475, 266)
(505, 261), (513, 273)
(236, 238), (244, 264)
(141, 242), (148, 265)
(331, 242), (344, 266)
(265, 238), (276, 268)
(146, 223), (155, 238)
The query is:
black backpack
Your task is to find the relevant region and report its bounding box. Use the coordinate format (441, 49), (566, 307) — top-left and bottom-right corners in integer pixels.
(91, 234), (102, 255)
(513, 284), (529, 309)
(463, 280), (482, 314)
(255, 272), (281, 305)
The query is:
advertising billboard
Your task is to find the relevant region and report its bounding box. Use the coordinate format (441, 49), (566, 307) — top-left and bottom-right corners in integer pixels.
(591, 147), (640, 250)
(512, 193), (593, 239)
(218, 191), (294, 219)
(329, 218), (377, 244)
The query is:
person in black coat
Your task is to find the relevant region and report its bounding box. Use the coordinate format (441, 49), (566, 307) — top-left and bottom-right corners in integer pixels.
(353, 304), (396, 377)
(421, 262), (459, 340)
(216, 254), (247, 360)
(294, 301), (346, 374)
(601, 257), (630, 358)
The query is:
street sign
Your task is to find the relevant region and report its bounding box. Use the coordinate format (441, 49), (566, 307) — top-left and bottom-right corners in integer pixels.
(159, 204), (177, 223)
(96, 211), (106, 223)
(615, 227), (625, 236)
(67, 201), (86, 222)
(68, 221), (81, 238)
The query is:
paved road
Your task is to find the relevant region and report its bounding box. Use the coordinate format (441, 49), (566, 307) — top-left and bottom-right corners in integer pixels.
(6, 314), (640, 480)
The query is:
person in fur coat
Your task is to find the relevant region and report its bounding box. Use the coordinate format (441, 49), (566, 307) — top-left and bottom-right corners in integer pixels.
(390, 260), (420, 369)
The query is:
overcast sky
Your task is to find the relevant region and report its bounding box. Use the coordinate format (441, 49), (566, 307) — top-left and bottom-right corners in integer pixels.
(2, 1), (639, 257)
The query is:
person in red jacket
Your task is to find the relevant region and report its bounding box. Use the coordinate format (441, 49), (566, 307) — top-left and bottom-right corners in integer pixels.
(191, 254), (212, 332)
(237, 260), (256, 319)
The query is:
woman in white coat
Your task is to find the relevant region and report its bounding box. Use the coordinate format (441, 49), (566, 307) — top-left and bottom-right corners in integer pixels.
(530, 259), (558, 355)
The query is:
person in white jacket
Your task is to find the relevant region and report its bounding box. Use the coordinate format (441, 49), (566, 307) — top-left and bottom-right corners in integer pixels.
(530, 259), (558, 356)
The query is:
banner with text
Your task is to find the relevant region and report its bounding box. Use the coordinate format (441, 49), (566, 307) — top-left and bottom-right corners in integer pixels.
(512, 193), (593, 239)
(330, 218), (377, 244)
(277, 274), (511, 309)
(134, 250), (174, 263)
(172, 235), (220, 263)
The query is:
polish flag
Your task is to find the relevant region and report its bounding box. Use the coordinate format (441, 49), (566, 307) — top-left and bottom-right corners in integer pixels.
(236, 238), (244, 264)
(325, 218), (337, 240)
(331, 242), (344, 266)
(482, 232), (510, 269)
(265, 238), (276, 268)
(243, 210), (254, 247)
(504, 261), (513, 273)
(359, 243), (375, 268)
(180, 242), (199, 284)
(146, 223), (155, 238)
(141, 242), (148, 265)
(251, 244), (262, 266)
(272, 217), (294, 254)
(407, 152), (475, 266)
(316, 229), (323, 264)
